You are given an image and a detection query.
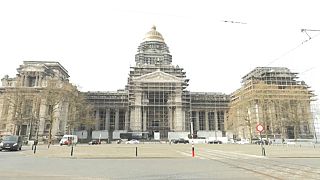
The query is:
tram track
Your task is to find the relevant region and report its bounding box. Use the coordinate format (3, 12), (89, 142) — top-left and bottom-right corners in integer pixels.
(188, 148), (320, 179)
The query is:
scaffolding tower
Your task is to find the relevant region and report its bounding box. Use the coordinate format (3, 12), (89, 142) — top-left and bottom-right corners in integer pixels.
(228, 67), (315, 141)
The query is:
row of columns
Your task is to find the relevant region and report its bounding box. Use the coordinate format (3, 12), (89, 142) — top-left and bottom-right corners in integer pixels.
(21, 72), (43, 87)
(95, 108), (129, 131)
(193, 110), (227, 131)
(130, 105), (184, 132)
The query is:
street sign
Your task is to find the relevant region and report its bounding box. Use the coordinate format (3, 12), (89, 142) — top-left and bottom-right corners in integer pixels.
(256, 124), (264, 132)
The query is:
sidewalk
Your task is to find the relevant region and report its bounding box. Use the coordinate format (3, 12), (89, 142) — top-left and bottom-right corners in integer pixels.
(21, 143), (320, 159)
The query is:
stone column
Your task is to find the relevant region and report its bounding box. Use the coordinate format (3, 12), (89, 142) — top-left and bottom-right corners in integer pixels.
(195, 111), (200, 131)
(39, 73), (43, 87)
(115, 109), (119, 130)
(130, 92), (142, 131)
(105, 108), (110, 130)
(223, 110), (227, 131)
(215, 111), (218, 131)
(174, 107), (183, 131)
(37, 73), (40, 86)
(142, 108), (147, 131)
(23, 75), (27, 86)
(37, 73), (41, 86)
(129, 108), (135, 130)
(95, 109), (99, 130)
(133, 107), (142, 131)
(173, 92), (183, 131)
(124, 110), (129, 130)
(168, 107), (173, 130)
(38, 99), (47, 136)
(35, 74), (38, 87)
(51, 104), (60, 136)
(181, 110), (186, 131)
(60, 102), (68, 135)
(205, 111), (209, 131)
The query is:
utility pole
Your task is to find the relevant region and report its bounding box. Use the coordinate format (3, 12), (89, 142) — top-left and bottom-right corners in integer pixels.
(189, 92), (195, 157)
(301, 29), (320, 41)
(301, 28), (320, 143)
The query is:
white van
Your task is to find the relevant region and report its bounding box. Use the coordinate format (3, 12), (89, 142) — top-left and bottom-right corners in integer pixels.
(59, 135), (78, 146)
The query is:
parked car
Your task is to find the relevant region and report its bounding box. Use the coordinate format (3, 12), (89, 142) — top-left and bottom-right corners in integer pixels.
(208, 140), (222, 144)
(126, 139), (139, 144)
(88, 140), (101, 145)
(172, 138), (189, 144)
(60, 135), (78, 146)
(236, 139), (250, 144)
(0, 135), (22, 151)
(254, 139), (269, 145)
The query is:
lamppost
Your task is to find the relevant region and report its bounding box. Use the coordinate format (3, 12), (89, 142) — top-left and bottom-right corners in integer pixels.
(189, 93), (195, 157)
(28, 115), (33, 142)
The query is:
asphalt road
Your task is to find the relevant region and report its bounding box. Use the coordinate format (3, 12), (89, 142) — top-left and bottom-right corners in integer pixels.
(0, 144), (319, 179)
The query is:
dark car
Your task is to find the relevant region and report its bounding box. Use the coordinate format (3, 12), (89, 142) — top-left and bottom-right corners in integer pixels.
(172, 138), (189, 144)
(254, 139), (269, 145)
(208, 140), (222, 144)
(88, 140), (101, 145)
(0, 135), (22, 151)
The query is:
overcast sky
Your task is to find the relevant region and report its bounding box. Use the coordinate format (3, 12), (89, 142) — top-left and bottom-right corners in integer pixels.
(0, 0), (319, 101)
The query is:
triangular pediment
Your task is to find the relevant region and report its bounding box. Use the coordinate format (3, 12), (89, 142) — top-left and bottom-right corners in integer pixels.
(133, 69), (183, 83)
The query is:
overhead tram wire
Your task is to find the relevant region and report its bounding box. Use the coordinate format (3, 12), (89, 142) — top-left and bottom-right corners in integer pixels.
(266, 29), (320, 67)
(300, 67), (316, 75)
(247, 29), (320, 90)
(297, 29), (320, 83)
(222, 21), (318, 82)
(221, 20), (247, 25)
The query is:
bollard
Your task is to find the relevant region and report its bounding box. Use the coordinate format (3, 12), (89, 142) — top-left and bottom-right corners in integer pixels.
(71, 145), (74, 156)
(192, 144), (195, 157)
(33, 145), (37, 154)
(262, 147), (266, 156)
(135, 147), (138, 157)
(259, 132), (266, 156)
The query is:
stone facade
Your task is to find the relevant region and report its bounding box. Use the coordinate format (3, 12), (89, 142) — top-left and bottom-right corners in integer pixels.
(4, 27), (315, 142)
(0, 61), (71, 139)
(85, 26), (229, 140)
(228, 67), (315, 140)
(1, 28), (315, 142)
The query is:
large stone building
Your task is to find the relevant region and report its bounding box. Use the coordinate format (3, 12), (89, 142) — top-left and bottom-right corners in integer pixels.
(0, 27), (315, 142)
(86, 26), (230, 140)
(228, 67), (315, 140)
(0, 27), (230, 141)
(0, 61), (72, 139)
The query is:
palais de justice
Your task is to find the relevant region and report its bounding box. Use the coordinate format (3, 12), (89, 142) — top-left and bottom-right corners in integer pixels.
(85, 26), (229, 140)
(0, 26), (314, 141)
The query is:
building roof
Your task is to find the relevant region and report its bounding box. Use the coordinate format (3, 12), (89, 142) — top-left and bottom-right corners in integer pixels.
(143, 26), (164, 42)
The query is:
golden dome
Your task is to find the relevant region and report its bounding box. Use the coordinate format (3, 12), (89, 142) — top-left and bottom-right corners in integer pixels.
(143, 25), (164, 42)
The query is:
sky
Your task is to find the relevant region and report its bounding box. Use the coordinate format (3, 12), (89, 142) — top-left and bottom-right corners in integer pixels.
(0, 0), (319, 101)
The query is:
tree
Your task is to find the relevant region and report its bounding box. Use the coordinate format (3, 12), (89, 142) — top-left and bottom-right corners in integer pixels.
(4, 87), (40, 136)
(40, 80), (95, 147)
(66, 91), (95, 134)
(40, 79), (75, 148)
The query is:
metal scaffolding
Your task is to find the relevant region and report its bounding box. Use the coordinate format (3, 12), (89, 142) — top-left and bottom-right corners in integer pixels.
(228, 67), (315, 141)
(127, 64), (190, 139)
